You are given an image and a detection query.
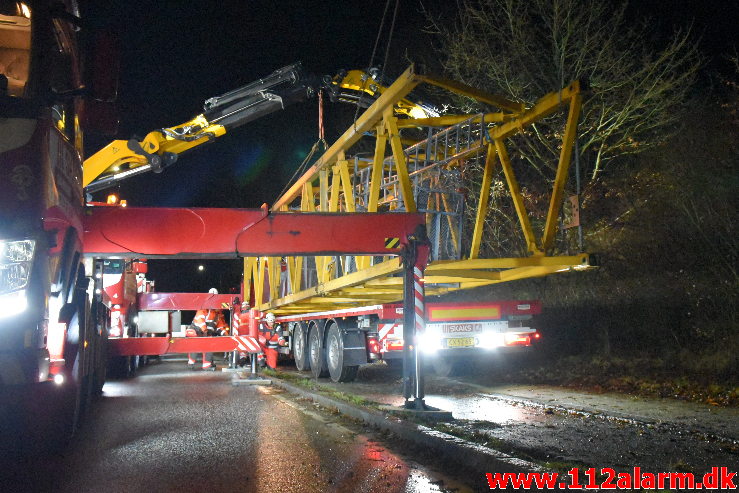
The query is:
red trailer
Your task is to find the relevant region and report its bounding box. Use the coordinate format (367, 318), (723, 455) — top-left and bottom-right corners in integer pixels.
(271, 299), (541, 381)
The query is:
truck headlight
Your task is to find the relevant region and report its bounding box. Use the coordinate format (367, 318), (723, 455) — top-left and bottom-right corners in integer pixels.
(0, 239), (35, 318)
(417, 331), (442, 353)
(478, 332), (505, 349)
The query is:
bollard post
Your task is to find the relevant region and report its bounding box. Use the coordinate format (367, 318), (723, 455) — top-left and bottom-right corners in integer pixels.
(401, 225), (430, 410)
(247, 308), (261, 379)
(229, 299), (239, 369)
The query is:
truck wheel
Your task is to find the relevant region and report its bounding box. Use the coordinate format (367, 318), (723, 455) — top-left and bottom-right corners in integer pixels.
(308, 324), (328, 378)
(293, 322), (311, 372)
(325, 323), (359, 383)
(129, 356), (139, 377)
(93, 360), (107, 395)
(92, 327), (108, 394)
(20, 380), (79, 456)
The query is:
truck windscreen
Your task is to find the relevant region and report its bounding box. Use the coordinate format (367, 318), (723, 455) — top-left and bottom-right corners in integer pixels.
(0, 4), (31, 98)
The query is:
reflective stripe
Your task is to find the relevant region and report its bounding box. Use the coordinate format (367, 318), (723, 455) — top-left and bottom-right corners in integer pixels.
(233, 336), (261, 353)
(379, 323), (398, 341)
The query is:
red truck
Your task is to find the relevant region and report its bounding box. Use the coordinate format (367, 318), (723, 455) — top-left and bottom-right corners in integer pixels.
(0, 0), (117, 449)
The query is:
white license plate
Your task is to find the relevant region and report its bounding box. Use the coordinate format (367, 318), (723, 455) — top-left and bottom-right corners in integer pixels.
(446, 337), (475, 348)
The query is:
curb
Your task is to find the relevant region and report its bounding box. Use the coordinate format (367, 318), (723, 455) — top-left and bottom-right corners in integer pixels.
(266, 375), (542, 475)
(449, 380), (739, 444)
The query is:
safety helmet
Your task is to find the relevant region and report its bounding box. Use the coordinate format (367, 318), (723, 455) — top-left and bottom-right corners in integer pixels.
(241, 302), (250, 310)
(208, 288), (218, 294)
(265, 312), (276, 324)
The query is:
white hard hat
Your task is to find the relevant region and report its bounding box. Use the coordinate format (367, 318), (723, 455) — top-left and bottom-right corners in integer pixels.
(208, 288), (218, 294)
(265, 313), (275, 323)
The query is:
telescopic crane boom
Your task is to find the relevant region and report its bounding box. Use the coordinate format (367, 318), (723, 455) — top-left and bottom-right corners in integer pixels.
(83, 63), (317, 192)
(83, 63), (434, 192)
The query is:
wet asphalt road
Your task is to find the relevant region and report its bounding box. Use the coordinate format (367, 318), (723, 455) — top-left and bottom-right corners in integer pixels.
(2, 359), (471, 493)
(291, 363), (739, 477)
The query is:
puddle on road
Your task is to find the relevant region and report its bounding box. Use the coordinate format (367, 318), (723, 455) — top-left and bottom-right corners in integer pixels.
(294, 365), (739, 477)
(424, 394), (545, 425)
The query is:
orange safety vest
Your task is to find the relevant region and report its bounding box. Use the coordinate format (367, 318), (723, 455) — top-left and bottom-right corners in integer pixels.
(260, 322), (284, 348)
(192, 309), (229, 335)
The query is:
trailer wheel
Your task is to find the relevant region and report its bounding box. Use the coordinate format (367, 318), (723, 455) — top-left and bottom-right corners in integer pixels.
(128, 356), (139, 377)
(325, 323), (359, 383)
(308, 324), (328, 378)
(293, 322), (311, 372)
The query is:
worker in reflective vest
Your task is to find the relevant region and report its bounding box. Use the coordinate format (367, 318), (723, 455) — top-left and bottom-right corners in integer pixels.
(259, 312), (287, 368)
(232, 301), (252, 367)
(187, 289), (229, 371)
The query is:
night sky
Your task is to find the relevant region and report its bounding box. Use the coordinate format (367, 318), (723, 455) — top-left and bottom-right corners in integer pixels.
(80, 0), (445, 293)
(79, 0), (736, 294)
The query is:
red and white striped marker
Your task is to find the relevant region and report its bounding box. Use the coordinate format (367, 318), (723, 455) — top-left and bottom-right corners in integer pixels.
(232, 336), (261, 354)
(414, 265), (425, 335)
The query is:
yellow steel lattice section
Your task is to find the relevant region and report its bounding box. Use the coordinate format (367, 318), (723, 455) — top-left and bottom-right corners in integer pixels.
(246, 67), (590, 314)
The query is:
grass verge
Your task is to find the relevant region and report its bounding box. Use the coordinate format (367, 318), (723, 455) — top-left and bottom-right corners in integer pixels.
(262, 368), (382, 409)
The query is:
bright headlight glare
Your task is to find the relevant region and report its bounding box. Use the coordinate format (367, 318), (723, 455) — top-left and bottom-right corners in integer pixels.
(478, 332), (504, 349)
(0, 290), (28, 317)
(1, 239), (35, 263)
(417, 331), (442, 353)
(0, 239), (35, 295)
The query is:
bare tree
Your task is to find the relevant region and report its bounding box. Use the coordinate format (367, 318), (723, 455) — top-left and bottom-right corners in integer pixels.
(427, 0), (702, 181)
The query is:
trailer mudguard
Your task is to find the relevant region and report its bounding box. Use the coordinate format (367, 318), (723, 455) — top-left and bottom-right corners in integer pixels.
(341, 329), (368, 366)
(333, 318), (367, 366)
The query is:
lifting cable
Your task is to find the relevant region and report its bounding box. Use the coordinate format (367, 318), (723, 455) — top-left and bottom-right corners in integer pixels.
(274, 81), (327, 207)
(318, 90), (325, 141)
(379, 0), (400, 84)
(275, 138), (327, 206)
(277, 0), (400, 207)
(273, 90), (327, 207)
(352, 0), (401, 130)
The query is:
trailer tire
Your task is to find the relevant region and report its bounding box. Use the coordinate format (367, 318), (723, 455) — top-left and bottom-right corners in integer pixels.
(293, 322), (311, 372)
(325, 323), (359, 383)
(308, 324), (328, 378)
(128, 356), (139, 377)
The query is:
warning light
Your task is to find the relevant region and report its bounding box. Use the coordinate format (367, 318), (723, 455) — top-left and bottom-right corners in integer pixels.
(367, 338), (380, 354)
(386, 340), (404, 351)
(120, 200), (127, 207)
(504, 333), (531, 346)
(106, 194), (118, 205)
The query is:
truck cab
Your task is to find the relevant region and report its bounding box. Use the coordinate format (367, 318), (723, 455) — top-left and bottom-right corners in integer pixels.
(0, 1), (116, 450)
(0, 0), (88, 387)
